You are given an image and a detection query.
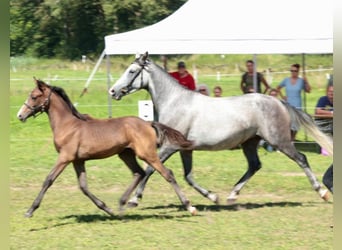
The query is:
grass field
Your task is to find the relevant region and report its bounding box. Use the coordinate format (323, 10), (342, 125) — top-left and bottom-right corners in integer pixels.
(10, 55), (333, 249)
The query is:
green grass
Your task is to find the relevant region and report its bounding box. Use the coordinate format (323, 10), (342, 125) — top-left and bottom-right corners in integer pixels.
(10, 56), (333, 249)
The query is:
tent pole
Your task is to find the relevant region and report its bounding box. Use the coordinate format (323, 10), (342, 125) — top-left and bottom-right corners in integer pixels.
(80, 49), (106, 97)
(302, 53), (308, 141)
(253, 54), (257, 93)
(106, 53), (112, 118)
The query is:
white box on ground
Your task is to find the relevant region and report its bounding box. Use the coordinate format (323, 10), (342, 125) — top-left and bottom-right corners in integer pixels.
(138, 100), (154, 121)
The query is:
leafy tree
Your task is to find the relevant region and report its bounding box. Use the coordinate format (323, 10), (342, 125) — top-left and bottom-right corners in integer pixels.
(10, 0), (44, 56)
(10, 0), (187, 59)
(58, 0), (106, 59)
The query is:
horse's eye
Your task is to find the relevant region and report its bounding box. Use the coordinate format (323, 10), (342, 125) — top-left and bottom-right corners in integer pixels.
(129, 70), (135, 74)
(31, 96), (37, 101)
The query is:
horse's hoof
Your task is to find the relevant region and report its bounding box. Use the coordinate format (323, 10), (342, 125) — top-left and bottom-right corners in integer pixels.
(319, 189), (329, 201)
(127, 197), (139, 208)
(208, 193), (219, 204)
(24, 212), (33, 218)
(227, 198), (237, 205)
(189, 206), (197, 216)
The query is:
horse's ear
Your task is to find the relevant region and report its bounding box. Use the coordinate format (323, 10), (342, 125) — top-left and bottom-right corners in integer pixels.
(142, 51), (149, 61)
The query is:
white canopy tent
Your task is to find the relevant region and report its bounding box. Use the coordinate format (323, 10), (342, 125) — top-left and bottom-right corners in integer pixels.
(82, 0), (333, 117)
(104, 0), (333, 55)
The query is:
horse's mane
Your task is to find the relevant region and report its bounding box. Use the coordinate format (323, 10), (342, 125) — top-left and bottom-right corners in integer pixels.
(49, 85), (89, 121)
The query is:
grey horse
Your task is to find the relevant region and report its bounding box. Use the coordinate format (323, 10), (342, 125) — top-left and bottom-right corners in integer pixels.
(109, 52), (332, 206)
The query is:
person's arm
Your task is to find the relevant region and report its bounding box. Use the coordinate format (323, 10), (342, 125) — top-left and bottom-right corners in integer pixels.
(276, 85), (286, 101)
(315, 107), (333, 117)
(276, 79), (287, 101)
(261, 75), (270, 94)
(240, 75), (245, 93)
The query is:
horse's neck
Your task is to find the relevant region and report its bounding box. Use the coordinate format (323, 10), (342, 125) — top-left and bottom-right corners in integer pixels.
(47, 94), (78, 132)
(149, 64), (188, 113)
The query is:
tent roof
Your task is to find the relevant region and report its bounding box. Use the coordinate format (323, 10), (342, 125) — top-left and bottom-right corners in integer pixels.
(104, 0), (333, 55)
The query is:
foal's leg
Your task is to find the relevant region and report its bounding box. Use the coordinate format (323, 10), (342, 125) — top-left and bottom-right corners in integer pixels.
(117, 148), (146, 212)
(73, 161), (114, 216)
(25, 156), (70, 217)
(180, 150), (219, 203)
(278, 143), (329, 201)
(128, 147), (177, 207)
(140, 151), (196, 215)
(227, 137), (261, 203)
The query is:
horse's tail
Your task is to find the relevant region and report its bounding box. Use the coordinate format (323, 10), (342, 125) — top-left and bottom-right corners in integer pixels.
(151, 122), (194, 150)
(282, 101), (333, 155)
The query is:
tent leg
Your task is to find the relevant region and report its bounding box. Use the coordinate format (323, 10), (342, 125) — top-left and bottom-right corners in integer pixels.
(106, 54), (112, 118)
(302, 53), (308, 141)
(80, 49), (106, 97)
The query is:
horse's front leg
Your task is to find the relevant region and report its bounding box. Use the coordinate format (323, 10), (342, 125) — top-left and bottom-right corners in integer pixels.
(73, 161), (114, 216)
(180, 150), (219, 204)
(128, 147), (177, 207)
(25, 157), (70, 217)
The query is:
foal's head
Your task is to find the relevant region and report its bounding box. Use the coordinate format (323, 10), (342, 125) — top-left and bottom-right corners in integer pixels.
(17, 78), (54, 122)
(17, 78), (88, 122)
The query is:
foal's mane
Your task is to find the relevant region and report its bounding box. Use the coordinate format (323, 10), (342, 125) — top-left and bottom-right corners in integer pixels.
(40, 81), (89, 121)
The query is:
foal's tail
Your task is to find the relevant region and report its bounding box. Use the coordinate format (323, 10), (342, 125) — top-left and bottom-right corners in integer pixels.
(282, 101), (333, 155)
(151, 122), (194, 150)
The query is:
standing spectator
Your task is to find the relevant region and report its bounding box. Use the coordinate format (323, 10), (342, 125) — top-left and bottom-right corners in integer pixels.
(169, 61), (196, 90)
(240, 60), (270, 94)
(276, 63), (311, 141)
(213, 86), (223, 97)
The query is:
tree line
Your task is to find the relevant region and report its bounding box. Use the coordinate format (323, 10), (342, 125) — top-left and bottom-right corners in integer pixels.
(10, 0), (186, 60)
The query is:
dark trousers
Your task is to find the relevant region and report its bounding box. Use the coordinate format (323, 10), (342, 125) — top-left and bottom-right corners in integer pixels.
(323, 164), (333, 193)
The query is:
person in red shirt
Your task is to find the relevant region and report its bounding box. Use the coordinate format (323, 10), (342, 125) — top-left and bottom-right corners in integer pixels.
(169, 61), (196, 90)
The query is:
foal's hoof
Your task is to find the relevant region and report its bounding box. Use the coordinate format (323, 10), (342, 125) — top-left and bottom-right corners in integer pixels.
(319, 189), (329, 201)
(189, 206), (197, 216)
(127, 197), (139, 208)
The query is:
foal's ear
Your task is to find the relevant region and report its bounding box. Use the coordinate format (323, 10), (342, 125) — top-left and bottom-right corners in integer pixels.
(33, 77), (47, 91)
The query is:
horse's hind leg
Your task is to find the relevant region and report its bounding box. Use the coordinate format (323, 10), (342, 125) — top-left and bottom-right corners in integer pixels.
(128, 147), (177, 207)
(73, 161), (114, 216)
(227, 137), (261, 204)
(118, 149), (146, 212)
(180, 150), (219, 204)
(278, 143), (329, 201)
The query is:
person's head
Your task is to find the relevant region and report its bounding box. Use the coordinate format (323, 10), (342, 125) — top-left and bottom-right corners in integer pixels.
(177, 61), (187, 75)
(268, 88), (278, 97)
(246, 60), (255, 73)
(213, 86), (222, 97)
(197, 84), (209, 96)
(290, 64), (300, 77)
(326, 84), (333, 103)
